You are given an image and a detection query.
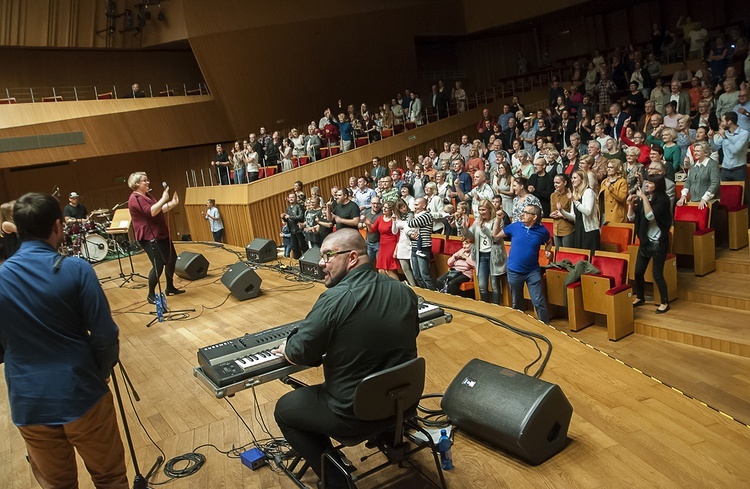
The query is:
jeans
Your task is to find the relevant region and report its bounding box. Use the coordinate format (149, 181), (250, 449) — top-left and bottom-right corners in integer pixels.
(233, 167), (247, 184)
(507, 268), (549, 324)
(212, 229), (224, 243)
(477, 251), (501, 304)
(247, 171), (259, 183)
(367, 240), (380, 265)
(553, 233), (575, 252)
(411, 248), (436, 290)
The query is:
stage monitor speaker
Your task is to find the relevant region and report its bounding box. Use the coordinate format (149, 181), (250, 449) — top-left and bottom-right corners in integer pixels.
(299, 246), (325, 279)
(221, 262), (262, 301)
(175, 251), (209, 280)
(246, 238), (277, 263)
(441, 358), (572, 465)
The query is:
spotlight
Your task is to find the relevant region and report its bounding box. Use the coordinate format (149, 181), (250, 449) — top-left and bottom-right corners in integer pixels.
(157, 10), (165, 21)
(144, 10), (152, 20)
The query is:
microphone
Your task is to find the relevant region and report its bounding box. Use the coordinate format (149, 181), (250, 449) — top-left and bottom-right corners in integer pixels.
(162, 181), (168, 189)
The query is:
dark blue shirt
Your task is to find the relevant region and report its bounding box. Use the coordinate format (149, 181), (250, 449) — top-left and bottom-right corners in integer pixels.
(453, 171), (472, 195)
(0, 240), (119, 425)
(335, 120), (354, 142)
(503, 222), (550, 274)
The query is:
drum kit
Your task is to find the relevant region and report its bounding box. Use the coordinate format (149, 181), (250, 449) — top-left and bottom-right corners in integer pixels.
(61, 208), (123, 262)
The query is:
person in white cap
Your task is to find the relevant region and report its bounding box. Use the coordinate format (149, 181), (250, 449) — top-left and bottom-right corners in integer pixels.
(63, 192), (88, 223)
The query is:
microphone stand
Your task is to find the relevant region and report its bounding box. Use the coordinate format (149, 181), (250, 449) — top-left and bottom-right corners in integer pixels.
(111, 362), (163, 489)
(134, 193), (194, 328)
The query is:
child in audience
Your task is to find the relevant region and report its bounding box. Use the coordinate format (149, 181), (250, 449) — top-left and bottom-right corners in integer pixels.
(280, 220), (292, 258)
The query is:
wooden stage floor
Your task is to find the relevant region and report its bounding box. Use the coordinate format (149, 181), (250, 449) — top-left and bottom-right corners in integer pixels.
(2, 242), (749, 488)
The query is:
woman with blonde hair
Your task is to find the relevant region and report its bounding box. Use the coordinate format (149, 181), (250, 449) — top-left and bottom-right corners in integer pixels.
(578, 154), (600, 194)
(600, 159), (629, 223)
(549, 174), (575, 250)
(562, 170), (600, 255)
(463, 199), (506, 304)
(623, 146), (646, 191)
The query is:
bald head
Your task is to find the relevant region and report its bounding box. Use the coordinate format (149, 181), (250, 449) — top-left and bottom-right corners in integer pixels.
(321, 228), (368, 258)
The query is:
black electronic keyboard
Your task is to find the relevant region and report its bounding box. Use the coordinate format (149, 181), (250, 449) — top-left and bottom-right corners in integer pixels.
(194, 322), (308, 398)
(195, 301), (452, 398)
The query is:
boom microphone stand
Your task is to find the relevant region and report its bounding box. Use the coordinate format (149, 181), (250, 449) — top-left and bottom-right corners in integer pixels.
(111, 362), (163, 489)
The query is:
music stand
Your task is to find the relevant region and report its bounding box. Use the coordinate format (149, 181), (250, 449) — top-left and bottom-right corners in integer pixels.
(102, 209), (148, 287)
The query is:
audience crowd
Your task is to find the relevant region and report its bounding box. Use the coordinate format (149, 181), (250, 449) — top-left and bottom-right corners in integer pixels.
(259, 21), (750, 320)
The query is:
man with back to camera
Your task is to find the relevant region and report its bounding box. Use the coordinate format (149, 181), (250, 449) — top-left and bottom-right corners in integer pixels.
(0, 192), (127, 488)
(273, 229), (419, 489)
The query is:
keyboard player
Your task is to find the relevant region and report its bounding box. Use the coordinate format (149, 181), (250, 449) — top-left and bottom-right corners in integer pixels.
(273, 228), (419, 489)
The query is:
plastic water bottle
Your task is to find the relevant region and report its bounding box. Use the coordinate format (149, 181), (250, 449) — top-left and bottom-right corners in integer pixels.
(437, 428), (453, 470)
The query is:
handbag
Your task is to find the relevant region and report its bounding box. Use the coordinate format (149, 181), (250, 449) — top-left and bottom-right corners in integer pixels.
(639, 238), (661, 258)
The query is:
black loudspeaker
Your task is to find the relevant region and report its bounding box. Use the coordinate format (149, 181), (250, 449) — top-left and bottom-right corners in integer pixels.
(175, 252), (209, 280)
(441, 358), (572, 465)
(221, 261), (262, 301)
(246, 238), (277, 263)
(299, 247), (325, 279)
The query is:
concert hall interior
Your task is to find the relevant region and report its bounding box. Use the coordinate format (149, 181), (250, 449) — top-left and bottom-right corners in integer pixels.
(1, 1), (750, 488)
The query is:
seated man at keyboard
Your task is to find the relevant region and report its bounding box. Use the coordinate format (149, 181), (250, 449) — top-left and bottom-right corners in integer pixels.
(273, 228), (419, 489)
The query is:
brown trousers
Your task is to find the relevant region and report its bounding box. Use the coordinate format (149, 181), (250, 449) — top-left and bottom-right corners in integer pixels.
(18, 390), (128, 489)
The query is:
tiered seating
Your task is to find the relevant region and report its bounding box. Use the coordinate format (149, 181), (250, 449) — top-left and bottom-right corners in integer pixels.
(567, 251), (634, 341)
(42, 96), (63, 102)
(673, 202), (715, 276)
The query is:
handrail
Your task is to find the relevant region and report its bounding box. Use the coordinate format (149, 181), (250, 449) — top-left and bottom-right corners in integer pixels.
(0, 82), (210, 104)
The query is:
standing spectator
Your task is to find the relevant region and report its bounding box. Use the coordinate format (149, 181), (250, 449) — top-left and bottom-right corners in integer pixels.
(370, 200), (399, 280)
(716, 79), (739, 121)
(407, 197), (436, 290)
(243, 139), (260, 182)
(265, 132), (281, 169)
(0, 193), (128, 489)
(600, 160), (629, 224)
(596, 70), (617, 113)
(464, 199), (506, 304)
(528, 158), (555, 217)
(281, 193), (307, 259)
(563, 170), (600, 255)
(393, 199), (417, 286)
(650, 78), (669, 115)
(201, 199), (224, 242)
(715, 112), (750, 207)
(409, 92), (423, 126)
(628, 175), (672, 314)
(231, 141), (246, 184)
(510, 177), (542, 222)
(734, 89), (750, 132)
(334, 113), (353, 151)
(549, 173), (575, 250)
(305, 125), (322, 162)
(677, 141), (721, 209)
(453, 81), (468, 113)
(708, 37), (730, 82)
(210, 143), (231, 185)
(493, 203), (553, 323)
(360, 197), (382, 265)
(302, 198), (323, 250)
(330, 188), (361, 230)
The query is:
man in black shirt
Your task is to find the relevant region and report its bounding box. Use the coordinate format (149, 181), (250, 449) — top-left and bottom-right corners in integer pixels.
(63, 192), (88, 223)
(330, 188), (360, 230)
(274, 229), (418, 489)
(210, 144), (231, 185)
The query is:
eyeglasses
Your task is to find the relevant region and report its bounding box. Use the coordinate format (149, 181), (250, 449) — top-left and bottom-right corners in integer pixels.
(520, 210), (537, 216)
(320, 249), (353, 264)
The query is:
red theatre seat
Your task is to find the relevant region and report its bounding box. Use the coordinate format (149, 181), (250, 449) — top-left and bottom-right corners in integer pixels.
(673, 202), (715, 276)
(718, 182), (748, 250)
(544, 247), (590, 309)
(567, 251), (634, 341)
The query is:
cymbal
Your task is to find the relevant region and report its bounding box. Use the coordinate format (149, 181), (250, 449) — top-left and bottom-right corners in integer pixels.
(90, 208), (111, 216)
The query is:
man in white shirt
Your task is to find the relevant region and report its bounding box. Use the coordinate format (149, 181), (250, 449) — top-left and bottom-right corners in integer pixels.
(456, 170), (495, 217)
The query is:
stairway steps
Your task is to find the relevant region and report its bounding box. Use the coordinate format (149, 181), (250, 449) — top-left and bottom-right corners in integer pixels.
(634, 302), (750, 358)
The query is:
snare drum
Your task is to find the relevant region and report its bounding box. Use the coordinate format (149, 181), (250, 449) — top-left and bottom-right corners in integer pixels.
(64, 222), (83, 236)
